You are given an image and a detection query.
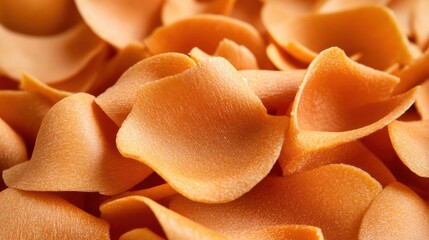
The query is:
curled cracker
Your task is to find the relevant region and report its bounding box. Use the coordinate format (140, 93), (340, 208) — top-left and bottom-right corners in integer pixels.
(280, 47), (418, 174)
(170, 164), (382, 240)
(144, 14), (270, 68)
(101, 196), (227, 239)
(266, 5), (412, 70)
(117, 57), (288, 203)
(3, 93), (152, 195)
(96, 53), (196, 126)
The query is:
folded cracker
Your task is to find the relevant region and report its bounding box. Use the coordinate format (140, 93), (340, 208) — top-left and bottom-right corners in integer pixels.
(162, 0), (234, 25)
(389, 120), (429, 177)
(358, 181), (429, 239)
(0, 91), (53, 144)
(3, 93), (152, 195)
(0, 0), (79, 35)
(120, 228), (164, 240)
(0, 22), (105, 83)
(117, 57), (288, 203)
(75, 0), (164, 49)
(101, 196), (227, 239)
(0, 118), (27, 171)
(415, 79), (429, 119)
(241, 69), (305, 111)
(266, 5), (412, 70)
(144, 14), (270, 69)
(170, 164), (382, 240)
(96, 53), (196, 126)
(0, 188), (109, 239)
(237, 225), (324, 240)
(279, 47), (418, 175)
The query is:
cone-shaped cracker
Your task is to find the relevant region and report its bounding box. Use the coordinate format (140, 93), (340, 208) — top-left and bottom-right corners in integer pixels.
(280, 47), (418, 175)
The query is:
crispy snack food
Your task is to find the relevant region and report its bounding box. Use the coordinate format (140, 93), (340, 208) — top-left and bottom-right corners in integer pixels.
(1, 0), (429, 239)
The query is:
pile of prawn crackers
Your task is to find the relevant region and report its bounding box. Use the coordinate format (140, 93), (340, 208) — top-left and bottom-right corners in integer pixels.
(1, 0), (429, 239)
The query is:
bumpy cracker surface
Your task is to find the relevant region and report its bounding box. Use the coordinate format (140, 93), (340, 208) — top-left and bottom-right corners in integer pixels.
(117, 57), (287, 203)
(1, 1), (429, 239)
